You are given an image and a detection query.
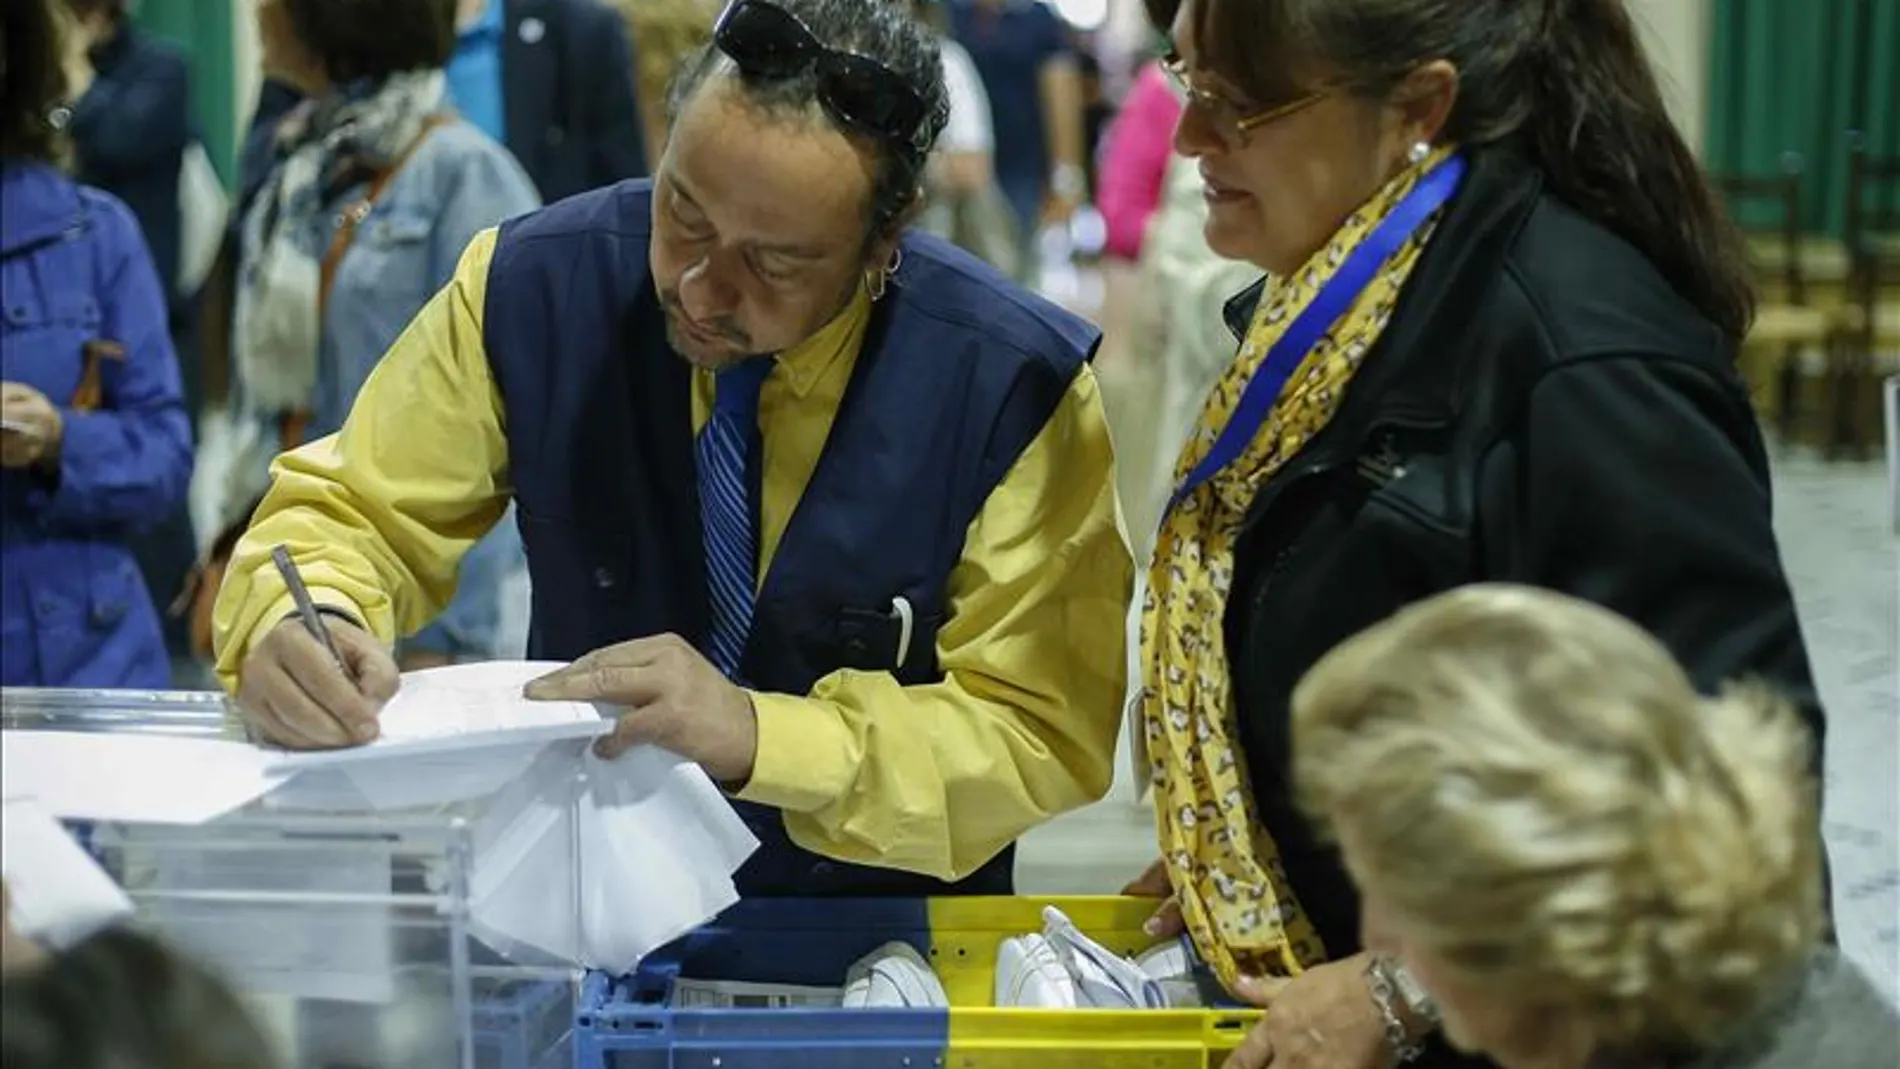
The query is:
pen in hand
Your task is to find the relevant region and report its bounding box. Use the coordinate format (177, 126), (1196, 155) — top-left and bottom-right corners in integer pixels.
(238, 547), (397, 750)
(271, 544), (345, 670)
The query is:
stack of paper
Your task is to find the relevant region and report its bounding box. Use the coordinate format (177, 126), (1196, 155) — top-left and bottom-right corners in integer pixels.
(263, 661), (614, 811)
(265, 662), (614, 772)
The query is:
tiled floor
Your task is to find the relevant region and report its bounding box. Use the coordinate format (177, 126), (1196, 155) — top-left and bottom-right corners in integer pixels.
(1020, 344), (1900, 1005)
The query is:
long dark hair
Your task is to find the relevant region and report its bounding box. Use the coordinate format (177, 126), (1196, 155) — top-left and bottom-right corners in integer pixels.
(1155, 0), (1755, 341)
(280, 0), (458, 85)
(1, 0), (74, 164)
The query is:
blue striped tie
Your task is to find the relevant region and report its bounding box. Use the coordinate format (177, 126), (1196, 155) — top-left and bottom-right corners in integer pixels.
(698, 359), (773, 679)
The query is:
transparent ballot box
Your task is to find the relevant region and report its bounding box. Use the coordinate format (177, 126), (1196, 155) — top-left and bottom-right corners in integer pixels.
(0, 687), (577, 1069)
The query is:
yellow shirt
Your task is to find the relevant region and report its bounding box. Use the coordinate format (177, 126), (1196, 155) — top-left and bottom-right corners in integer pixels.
(213, 228), (1134, 882)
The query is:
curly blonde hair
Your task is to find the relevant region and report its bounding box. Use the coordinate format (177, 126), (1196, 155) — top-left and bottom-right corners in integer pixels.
(1291, 584), (1824, 1055)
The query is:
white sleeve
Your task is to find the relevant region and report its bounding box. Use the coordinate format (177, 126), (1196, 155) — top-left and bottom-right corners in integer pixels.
(936, 40), (994, 155)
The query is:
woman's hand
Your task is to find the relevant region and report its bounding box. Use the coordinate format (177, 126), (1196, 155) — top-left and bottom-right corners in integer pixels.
(1225, 953), (1397, 1069)
(1122, 857), (1185, 938)
(0, 382), (64, 470)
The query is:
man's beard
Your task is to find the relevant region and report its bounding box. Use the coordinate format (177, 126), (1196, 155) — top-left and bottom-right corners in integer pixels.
(659, 291), (752, 368)
(655, 276), (861, 368)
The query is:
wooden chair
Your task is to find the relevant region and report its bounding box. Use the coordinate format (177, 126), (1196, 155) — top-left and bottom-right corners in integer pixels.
(1713, 154), (1838, 443)
(1832, 131), (1900, 456)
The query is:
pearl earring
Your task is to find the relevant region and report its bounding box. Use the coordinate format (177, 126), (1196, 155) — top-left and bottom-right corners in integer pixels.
(1407, 141), (1431, 165)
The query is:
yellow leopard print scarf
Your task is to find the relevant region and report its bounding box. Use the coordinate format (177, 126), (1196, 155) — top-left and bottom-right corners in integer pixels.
(1140, 146), (1457, 989)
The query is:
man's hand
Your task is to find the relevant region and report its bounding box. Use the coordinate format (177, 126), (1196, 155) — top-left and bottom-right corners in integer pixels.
(524, 634), (758, 783)
(1224, 953), (1398, 1069)
(1123, 857), (1185, 938)
(0, 382), (64, 470)
(238, 616), (399, 750)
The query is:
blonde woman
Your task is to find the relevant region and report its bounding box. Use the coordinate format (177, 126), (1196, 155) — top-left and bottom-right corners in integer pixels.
(1285, 585), (1898, 1069)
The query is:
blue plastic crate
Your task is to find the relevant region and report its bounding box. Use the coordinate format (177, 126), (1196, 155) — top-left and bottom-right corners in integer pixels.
(473, 979), (573, 1069)
(573, 898), (941, 1069)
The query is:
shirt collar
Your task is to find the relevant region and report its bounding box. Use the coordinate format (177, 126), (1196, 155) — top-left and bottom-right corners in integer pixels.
(771, 284), (872, 398)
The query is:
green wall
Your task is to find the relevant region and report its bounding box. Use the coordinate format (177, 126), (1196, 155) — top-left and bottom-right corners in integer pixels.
(131, 0), (238, 186)
(1705, 0), (1900, 235)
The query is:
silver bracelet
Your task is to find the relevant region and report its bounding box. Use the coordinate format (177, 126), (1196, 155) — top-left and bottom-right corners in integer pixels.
(1364, 956), (1429, 1064)
(1385, 956), (1442, 1027)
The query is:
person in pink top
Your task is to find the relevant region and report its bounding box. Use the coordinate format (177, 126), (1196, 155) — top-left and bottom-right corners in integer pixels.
(1096, 60), (1182, 262)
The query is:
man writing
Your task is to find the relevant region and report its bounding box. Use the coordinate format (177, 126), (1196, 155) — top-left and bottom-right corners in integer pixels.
(214, 0), (1132, 899)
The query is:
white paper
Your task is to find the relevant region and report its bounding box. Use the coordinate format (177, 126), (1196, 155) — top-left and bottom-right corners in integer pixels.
(468, 741), (759, 975)
(271, 747), (553, 813)
(1, 797), (135, 949)
(579, 746), (759, 973)
(466, 742), (586, 969)
(266, 661), (613, 773)
(0, 731), (285, 825)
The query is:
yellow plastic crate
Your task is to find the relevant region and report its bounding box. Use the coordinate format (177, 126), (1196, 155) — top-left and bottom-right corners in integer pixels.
(932, 896), (1258, 1067)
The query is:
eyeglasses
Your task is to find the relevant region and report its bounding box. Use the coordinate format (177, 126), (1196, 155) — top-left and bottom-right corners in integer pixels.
(1162, 53), (1325, 150)
(713, 0), (933, 151)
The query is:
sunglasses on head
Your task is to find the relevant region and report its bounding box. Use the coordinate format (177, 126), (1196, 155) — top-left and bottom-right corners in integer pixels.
(712, 0), (932, 151)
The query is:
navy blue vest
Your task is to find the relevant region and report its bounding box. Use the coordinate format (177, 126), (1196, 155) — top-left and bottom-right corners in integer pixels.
(482, 181), (1100, 897)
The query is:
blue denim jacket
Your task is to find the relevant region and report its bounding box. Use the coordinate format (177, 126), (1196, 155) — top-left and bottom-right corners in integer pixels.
(307, 120), (539, 657)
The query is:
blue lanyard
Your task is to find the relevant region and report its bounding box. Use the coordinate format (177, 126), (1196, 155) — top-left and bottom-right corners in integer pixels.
(1170, 154), (1467, 510)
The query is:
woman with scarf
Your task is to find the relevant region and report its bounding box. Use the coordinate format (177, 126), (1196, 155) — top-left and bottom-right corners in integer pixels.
(1126, 1), (1824, 1068)
(215, 0), (539, 668)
